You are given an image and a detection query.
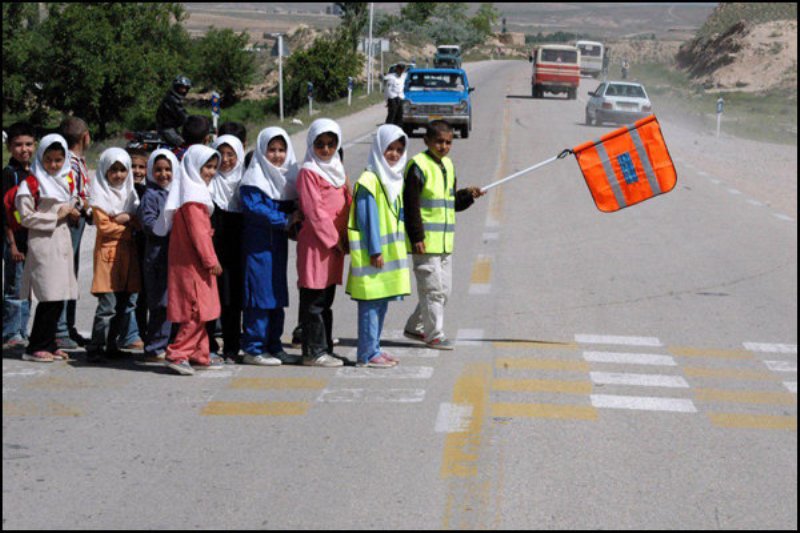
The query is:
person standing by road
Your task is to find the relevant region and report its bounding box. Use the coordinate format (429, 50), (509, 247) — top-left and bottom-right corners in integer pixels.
(384, 64), (407, 127)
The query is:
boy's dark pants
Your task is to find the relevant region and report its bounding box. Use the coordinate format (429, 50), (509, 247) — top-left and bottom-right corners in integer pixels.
(299, 286), (336, 359)
(27, 301), (65, 354)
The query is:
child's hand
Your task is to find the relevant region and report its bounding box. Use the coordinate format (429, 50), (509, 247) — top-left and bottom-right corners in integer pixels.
(114, 213), (131, 225)
(370, 253), (384, 269)
(209, 264), (223, 276)
(10, 245), (25, 263)
(413, 241), (426, 255)
(57, 204), (75, 220)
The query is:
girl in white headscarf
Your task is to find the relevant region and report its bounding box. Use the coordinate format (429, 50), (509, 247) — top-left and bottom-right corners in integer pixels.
(15, 134), (81, 362)
(346, 124), (410, 368)
(85, 148), (142, 363)
(237, 127), (303, 366)
(207, 135), (246, 362)
(295, 118), (352, 367)
(160, 145), (224, 375)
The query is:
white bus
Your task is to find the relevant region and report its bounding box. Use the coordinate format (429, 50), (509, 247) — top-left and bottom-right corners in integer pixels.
(576, 40), (604, 78)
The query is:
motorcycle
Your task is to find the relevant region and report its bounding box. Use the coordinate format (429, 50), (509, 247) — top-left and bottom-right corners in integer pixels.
(124, 130), (173, 152)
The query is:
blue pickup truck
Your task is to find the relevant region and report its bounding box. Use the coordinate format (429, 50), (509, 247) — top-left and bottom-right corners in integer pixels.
(401, 68), (474, 139)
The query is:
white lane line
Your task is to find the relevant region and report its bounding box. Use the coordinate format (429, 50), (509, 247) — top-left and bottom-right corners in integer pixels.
(457, 328), (485, 346)
(483, 232), (499, 241)
(710, 178), (721, 185)
(2, 368), (47, 378)
(763, 360), (798, 373)
(342, 131), (374, 150)
(340, 347), (439, 359)
(746, 199), (764, 206)
(336, 366), (434, 379)
(583, 350), (676, 366)
(591, 394), (697, 413)
(784, 382), (797, 394)
(434, 403), (474, 432)
(469, 284), (492, 295)
(743, 342), (797, 354)
(590, 371), (689, 388)
(697, 170), (709, 177)
(196, 371), (237, 378)
(575, 334), (662, 347)
(317, 388), (426, 403)
(773, 213), (795, 222)
(727, 188), (742, 195)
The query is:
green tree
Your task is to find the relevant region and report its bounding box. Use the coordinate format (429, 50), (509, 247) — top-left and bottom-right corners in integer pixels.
(190, 28), (256, 106)
(2, 4), (44, 115)
(470, 3), (500, 37)
(335, 2), (369, 52)
(400, 3), (438, 25)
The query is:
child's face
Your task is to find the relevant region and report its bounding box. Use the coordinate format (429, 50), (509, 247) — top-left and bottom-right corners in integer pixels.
(312, 133), (337, 162)
(42, 148), (65, 176)
(152, 157), (173, 189)
(130, 156), (147, 184)
(424, 131), (453, 159)
(200, 156), (219, 184)
(266, 137), (287, 167)
(218, 144), (238, 173)
(383, 139), (405, 166)
(107, 161), (129, 187)
(8, 135), (35, 166)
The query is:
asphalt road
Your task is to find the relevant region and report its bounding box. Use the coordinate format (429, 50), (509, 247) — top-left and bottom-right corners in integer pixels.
(3, 60), (797, 529)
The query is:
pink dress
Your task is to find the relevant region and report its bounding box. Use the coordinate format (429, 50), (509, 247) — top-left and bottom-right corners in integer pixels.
(296, 168), (352, 289)
(166, 202), (221, 323)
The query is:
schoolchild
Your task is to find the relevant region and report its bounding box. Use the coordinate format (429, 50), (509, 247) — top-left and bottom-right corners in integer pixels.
(54, 117), (93, 350)
(346, 124), (411, 368)
(296, 119), (352, 367)
(217, 121), (254, 169)
(173, 115), (211, 161)
(403, 120), (484, 349)
(2, 122), (35, 349)
(127, 147), (150, 346)
(207, 135), (246, 363)
(15, 134), (81, 362)
(239, 127), (303, 366)
(85, 149), (141, 363)
(155, 145), (223, 375)
(134, 149), (179, 365)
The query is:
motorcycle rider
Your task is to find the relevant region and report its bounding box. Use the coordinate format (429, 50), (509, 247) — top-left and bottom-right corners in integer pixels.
(156, 75), (192, 148)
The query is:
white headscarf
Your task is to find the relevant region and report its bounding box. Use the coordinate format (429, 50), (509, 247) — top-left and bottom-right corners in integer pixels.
(146, 148), (179, 191)
(302, 118), (346, 188)
(209, 135), (244, 212)
(17, 134), (72, 203)
(367, 124), (408, 205)
(90, 148), (139, 216)
(241, 127), (299, 201)
(153, 145), (219, 237)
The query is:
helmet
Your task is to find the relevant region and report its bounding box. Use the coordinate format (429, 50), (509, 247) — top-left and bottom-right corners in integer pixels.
(172, 75), (192, 90)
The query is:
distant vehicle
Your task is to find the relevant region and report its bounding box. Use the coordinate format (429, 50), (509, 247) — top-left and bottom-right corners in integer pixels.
(124, 130), (172, 151)
(576, 40), (604, 78)
(402, 68), (474, 139)
(530, 44), (581, 99)
(433, 45), (462, 69)
(585, 81), (652, 126)
(388, 62), (416, 75)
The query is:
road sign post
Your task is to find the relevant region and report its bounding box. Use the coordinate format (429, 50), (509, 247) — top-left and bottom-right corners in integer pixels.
(307, 82), (314, 117)
(211, 91), (220, 133)
(716, 97), (724, 138)
(347, 77), (354, 106)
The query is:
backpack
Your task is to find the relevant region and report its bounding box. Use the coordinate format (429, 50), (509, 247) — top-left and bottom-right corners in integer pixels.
(3, 175), (40, 233)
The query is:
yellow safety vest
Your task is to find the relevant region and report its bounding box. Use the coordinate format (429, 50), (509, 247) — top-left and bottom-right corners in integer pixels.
(406, 152), (455, 253)
(346, 171), (411, 301)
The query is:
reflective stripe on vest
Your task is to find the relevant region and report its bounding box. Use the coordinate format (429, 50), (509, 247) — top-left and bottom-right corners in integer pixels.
(406, 152), (455, 253)
(346, 171), (411, 301)
(572, 115), (677, 212)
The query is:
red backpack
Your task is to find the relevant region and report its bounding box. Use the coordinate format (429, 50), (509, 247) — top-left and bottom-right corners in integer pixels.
(3, 175), (41, 233)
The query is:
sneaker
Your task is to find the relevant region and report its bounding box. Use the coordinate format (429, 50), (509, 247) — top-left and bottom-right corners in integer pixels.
(332, 337), (340, 346)
(68, 329), (89, 347)
(55, 337), (79, 349)
(365, 354), (395, 368)
(270, 351), (302, 365)
(194, 356), (225, 371)
(166, 359), (195, 375)
(22, 351), (55, 363)
(119, 339), (145, 350)
(328, 352), (351, 365)
(303, 354), (344, 367)
(425, 337), (455, 350)
(242, 353), (282, 366)
(403, 329), (425, 342)
(134, 352), (166, 366)
(291, 326), (302, 348)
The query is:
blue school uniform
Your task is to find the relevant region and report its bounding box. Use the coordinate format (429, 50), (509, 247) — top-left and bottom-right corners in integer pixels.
(240, 185), (295, 355)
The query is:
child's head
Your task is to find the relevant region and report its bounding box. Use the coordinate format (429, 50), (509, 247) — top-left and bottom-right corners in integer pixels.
(217, 144), (238, 174)
(312, 132), (338, 162)
(152, 155), (173, 189)
(384, 137), (406, 166)
(6, 122), (36, 166)
(199, 155), (219, 185)
(126, 147), (148, 184)
(424, 120), (453, 159)
(59, 116), (90, 151)
(182, 115), (211, 146)
(217, 121), (247, 147)
(41, 142), (67, 176)
(266, 136), (288, 167)
(106, 161), (129, 188)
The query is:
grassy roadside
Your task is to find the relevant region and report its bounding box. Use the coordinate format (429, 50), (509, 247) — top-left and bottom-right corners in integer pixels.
(632, 62), (797, 146)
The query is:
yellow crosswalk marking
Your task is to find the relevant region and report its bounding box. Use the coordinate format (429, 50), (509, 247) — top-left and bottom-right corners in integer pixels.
(495, 357), (589, 372)
(492, 402), (598, 421)
(708, 413), (797, 430)
(694, 388), (796, 405)
(201, 401), (309, 416)
(229, 377), (327, 390)
(683, 367), (779, 381)
(668, 346), (753, 359)
(492, 378), (592, 395)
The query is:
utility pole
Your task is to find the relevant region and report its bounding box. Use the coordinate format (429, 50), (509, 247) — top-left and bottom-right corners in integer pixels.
(367, 2), (374, 95)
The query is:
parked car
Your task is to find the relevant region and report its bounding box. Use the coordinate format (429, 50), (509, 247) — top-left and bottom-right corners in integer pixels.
(585, 81), (653, 126)
(402, 68), (474, 138)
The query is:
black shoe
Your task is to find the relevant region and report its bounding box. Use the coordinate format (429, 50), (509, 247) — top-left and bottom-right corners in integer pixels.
(69, 329), (89, 347)
(271, 350), (302, 365)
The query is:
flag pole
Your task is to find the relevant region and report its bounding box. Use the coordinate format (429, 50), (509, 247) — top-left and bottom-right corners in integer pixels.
(480, 149), (572, 193)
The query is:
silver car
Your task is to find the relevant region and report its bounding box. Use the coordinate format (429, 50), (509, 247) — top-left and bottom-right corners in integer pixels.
(585, 81), (653, 126)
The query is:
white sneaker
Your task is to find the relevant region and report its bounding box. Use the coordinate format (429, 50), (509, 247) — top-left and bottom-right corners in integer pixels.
(303, 354), (344, 367)
(242, 354), (282, 366)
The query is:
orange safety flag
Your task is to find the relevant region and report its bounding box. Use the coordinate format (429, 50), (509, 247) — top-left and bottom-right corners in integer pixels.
(572, 115), (677, 212)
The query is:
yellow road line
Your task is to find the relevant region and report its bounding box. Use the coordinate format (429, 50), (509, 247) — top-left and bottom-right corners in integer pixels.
(471, 256), (492, 285)
(694, 388), (796, 405)
(495, 357), (589, 372)
(3, 401), (82, 417)
(493, 340), (578, 350)
(201, 401), (309, 416)
(492, 402), (598, 421)
(229, 377), (327, 390)
(668, 346), (754, 359)
(683, 367), (779, 381)
(708, 413), (797, 430)
(492, 378), (592, 395)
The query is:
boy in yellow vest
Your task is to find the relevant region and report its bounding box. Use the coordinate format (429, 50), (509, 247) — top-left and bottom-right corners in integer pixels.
(402, 120), (484, 350)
